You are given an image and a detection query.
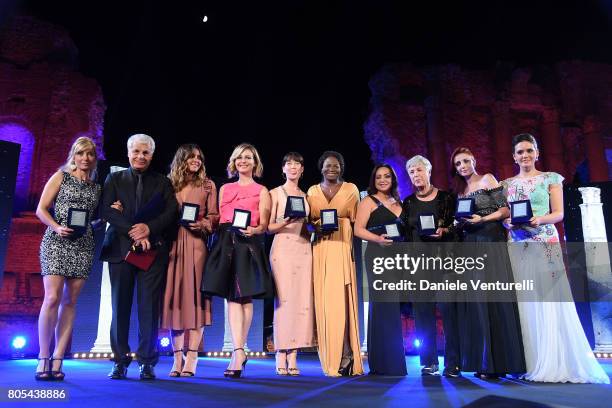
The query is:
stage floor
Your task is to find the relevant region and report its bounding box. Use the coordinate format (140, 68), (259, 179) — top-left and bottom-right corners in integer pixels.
(1, 355), (610, 407)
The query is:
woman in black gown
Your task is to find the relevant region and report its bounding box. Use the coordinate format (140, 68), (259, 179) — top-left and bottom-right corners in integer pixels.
(450, 147), (525, 378)
(355, 164), (407, 375)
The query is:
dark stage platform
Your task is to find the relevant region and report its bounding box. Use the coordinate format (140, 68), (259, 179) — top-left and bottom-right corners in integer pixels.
(1, 355), (610, 407)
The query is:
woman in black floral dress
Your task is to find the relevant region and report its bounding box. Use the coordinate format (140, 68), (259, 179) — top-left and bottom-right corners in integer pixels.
(35, 136), (102, 381)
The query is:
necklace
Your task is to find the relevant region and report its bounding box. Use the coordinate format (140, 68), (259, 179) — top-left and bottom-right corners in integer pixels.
(416, 185), (434, 198)
(321, 182), (340, 194)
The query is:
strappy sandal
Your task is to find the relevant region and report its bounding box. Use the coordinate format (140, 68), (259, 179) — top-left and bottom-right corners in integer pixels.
(180, 349), (198, 377)
(50, 358), (65, 381)
(169, 350), (183, 377)
(35, 357), (51, 381)
(225, 348), (247, 378)
(286, 350), (300, 376)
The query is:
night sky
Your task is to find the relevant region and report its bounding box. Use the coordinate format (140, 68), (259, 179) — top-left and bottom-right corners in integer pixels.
(12, 0), (612, 189)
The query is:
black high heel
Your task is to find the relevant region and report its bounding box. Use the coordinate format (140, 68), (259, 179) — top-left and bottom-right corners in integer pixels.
(338, 359), (354, 377)
(50, 358), (65, 381)
(169, 350), (183, 377)
(35, 357), (51, 381)
(180, 349), (198, 377)
(226, 348), (248, 378)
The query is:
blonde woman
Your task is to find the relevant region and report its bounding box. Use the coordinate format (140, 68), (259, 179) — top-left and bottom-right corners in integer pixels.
(161, 144), (219, 377)
(201, 143), (273, 378)
(36, 136), (102, 380)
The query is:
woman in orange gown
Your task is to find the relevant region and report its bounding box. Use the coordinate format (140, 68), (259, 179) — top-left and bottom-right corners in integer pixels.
(307, 151), (364, 377)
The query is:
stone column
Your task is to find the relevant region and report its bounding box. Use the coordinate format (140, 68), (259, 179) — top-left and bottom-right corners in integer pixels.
(91, 166), (126, 353)
(424, 96), (448, 190)
(579, 187), (612, 353)
(492, 101), (514, 180)
(583, 116), (608, 182)
(540, 108), (566, 176)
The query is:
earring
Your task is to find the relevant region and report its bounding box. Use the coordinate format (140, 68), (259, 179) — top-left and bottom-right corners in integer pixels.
(70, 162), (77, 171)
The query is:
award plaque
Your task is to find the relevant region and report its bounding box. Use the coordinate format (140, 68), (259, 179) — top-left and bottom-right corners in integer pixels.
(284, 196), (307, 218)
(418, 213), (437, 236)
(232, 209), (251, 230)
(384, 223), (403, 241)
(510, 199), (533, 224)
(67, 208), (89, 239)
(180, 203), (200, 226)
(320, 209), (338, 231)
(455, 197), (475, 218)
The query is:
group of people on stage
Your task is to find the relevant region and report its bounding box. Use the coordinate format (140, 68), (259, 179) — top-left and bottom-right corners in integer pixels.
(34, 132), (610, 385)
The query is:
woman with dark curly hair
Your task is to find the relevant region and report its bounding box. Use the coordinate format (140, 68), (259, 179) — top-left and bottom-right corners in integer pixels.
(306, 151), (364, 377)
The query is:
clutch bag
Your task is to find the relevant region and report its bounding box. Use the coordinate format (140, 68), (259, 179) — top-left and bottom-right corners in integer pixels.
(124, 245), (157, 271)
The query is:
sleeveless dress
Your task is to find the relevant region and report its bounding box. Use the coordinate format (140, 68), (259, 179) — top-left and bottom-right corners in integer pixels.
(503, 172), (609, 383)
(162, 180), (219, 330)
(40, 171), (101, 279)
(458, 186), (526, 374)
(269, 186), (315, 350)
(201, 181), (274, 300)
(364, 195), (407, 375)
(307, 182), (364, 376)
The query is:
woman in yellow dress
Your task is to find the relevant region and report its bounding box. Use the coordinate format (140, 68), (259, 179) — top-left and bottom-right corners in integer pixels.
(307, 151), (364, 377)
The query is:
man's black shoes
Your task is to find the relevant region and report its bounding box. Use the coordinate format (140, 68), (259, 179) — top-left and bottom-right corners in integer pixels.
(108, 363), (128, 379)
(139, 364), (156, 380)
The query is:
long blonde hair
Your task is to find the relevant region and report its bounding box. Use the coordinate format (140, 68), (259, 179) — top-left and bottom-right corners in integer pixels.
(169, 144), (207, 191)
(60, 136), (98, 179)
(226, 142), (264, 178)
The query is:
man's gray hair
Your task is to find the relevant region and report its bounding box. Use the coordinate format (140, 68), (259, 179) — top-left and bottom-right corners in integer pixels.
(405, 155), (432, 173)
(127, 133), (156, 153)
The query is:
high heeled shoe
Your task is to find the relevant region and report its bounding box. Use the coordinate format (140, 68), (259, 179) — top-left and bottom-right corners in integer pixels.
(338, 359), (354, 377)
(286, 349), (300, 376)
(169, 350), (183, 377)
(50, 358), (65, 381)
(225, 348), (248, 378)
(35, 357), (51, 381)
(180, 349), (199, 377)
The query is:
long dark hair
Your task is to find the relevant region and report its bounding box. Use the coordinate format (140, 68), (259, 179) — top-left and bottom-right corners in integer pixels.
(449, 146), (474, 194)
(367, 164), (400, 202)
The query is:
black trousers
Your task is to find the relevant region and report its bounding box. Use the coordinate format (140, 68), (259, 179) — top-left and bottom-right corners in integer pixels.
(413, 302), (460, 368)
(109, 252), (167, 365)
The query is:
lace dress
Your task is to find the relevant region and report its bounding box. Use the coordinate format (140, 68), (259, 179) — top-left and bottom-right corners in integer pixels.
(458, 186), (526, 374)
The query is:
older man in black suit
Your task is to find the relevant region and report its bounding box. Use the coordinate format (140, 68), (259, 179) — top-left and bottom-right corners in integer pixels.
(101, 133), (178, 380)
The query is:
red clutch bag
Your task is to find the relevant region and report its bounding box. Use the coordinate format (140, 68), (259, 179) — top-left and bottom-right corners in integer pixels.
(124, 246), (158, 271)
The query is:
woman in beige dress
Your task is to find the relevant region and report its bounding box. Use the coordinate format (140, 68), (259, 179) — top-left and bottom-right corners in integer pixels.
(161, 144), (219, 377)
(307, 151), (364, 377)
(268, 152), (315, 376)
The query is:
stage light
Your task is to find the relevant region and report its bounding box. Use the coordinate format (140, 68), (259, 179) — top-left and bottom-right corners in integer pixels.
(88, 353), (94, 358)
(213, 352), (218, 356)
(202, 15), (208, 22)
(160, 337), (170, 347)
(11, 336), (26, 350)
(414, 339), (421, 348)
(96, 354), (100, 358)
(207, 352), (212, 357)
(604, 353), (610, 358)
(73, 353), (79, 358)
(103, 353), (108, 358)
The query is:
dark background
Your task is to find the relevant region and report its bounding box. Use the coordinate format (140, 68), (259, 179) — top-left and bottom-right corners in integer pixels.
(12, 0), (612, 189)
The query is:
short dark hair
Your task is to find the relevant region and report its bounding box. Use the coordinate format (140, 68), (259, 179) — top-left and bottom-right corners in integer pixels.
(512, 133), (539, 152)
(282, 151), (304, 166)
(317, 151), (345, 175)
(367, 164), (400, 202)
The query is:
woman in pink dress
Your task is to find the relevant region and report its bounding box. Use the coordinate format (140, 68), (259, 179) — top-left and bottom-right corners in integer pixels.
(268, 152), (315, 376)
(201, 143), (273, 378)
(162, 144), (219, 377)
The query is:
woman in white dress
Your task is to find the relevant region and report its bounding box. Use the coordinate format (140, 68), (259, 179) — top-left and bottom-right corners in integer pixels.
(503, 133), (609, 383)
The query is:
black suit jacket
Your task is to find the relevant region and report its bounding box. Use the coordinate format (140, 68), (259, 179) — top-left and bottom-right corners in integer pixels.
(100, 167), (178, 263)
